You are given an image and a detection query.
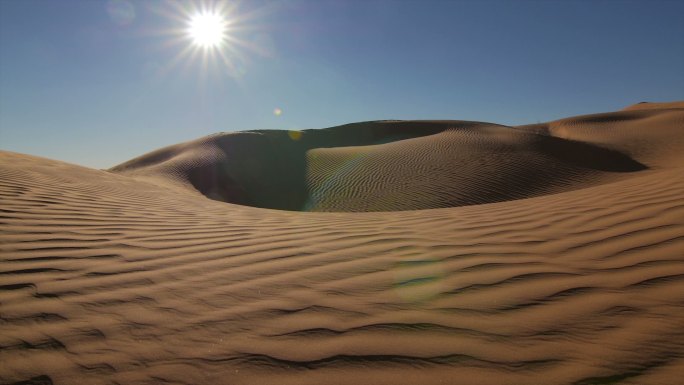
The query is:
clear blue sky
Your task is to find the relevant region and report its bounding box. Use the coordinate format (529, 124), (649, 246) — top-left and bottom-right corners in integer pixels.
(1, 0), (683, 169)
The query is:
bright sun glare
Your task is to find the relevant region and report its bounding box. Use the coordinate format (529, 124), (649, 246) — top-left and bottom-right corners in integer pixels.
(188, 12), (226, 48)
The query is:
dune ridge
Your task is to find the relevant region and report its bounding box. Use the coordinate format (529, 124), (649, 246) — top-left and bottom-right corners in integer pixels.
(1, 102), (684, 384)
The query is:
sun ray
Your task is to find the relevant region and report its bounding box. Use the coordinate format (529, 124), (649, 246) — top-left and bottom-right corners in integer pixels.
(146, 0), (278, 85)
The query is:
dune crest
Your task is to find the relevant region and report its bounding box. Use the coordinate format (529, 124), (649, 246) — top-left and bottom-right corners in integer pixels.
(2, 103), (684, 385)
(622, 101), (684, 111)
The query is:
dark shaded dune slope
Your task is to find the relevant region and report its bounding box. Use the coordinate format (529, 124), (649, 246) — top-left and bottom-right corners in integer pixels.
(111, 121), (449, 211)
(110, 116), (660, 212)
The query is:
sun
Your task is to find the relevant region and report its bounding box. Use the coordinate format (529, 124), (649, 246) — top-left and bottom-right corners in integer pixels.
(157, 1), (260, 78)
(188, 12), (226, 49)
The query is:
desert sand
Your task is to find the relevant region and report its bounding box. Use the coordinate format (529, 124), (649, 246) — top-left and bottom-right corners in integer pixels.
(1, 101), (683, 385)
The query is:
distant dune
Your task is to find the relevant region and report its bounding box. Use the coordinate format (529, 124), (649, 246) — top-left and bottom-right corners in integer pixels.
(1, 102), (683, 385)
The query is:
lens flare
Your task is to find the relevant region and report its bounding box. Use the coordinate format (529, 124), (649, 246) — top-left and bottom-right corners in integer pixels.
(288, 131), (302, 141)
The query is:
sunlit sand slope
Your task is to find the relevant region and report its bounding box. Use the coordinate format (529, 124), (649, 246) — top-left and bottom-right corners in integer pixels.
(1, 103), (683, 385)
(110, 118), (654, 212)
(517, 103), (684, 168)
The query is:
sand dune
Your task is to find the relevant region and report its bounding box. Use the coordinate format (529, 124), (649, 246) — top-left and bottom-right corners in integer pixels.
(1, 102), (683, 384)
(111, 118), (651, 212)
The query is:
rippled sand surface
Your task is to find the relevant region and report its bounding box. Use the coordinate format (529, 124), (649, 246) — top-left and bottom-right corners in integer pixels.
(1, 102), (683, 385)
